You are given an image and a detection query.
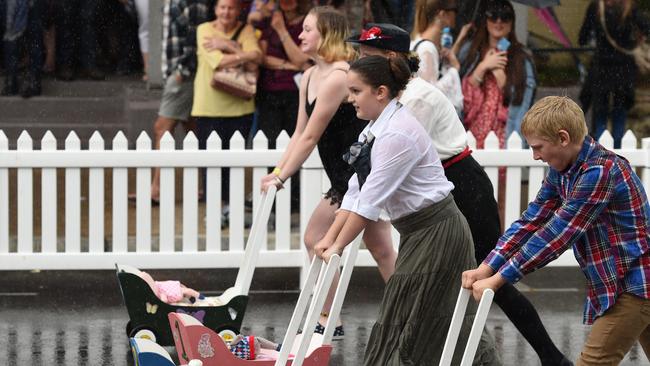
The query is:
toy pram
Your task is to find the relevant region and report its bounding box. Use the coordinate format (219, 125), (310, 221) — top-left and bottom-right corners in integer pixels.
(117, 187), (277, 346)
(167, 233), (365, 366)
(167, 260), (495, 365)
(130, 231), (495, 366)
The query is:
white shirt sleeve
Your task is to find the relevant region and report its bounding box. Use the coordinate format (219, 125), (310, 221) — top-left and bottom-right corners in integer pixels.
(340, 173), (360, 212)
(435, 67), (464, 113)
(414, 40), (440, 84)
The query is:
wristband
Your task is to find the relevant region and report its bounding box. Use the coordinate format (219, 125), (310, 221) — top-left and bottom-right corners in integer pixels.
(273, 175), (285, 187)
(474, 73), (484, 84)
(272, 167), (281, 175)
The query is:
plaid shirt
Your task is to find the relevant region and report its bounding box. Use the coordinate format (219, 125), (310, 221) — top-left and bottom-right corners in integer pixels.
(485, 136), (650, 324)
(162, 0), (213, 78)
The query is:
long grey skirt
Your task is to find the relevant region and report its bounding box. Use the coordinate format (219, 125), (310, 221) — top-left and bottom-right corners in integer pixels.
(363, 194), (500, 366)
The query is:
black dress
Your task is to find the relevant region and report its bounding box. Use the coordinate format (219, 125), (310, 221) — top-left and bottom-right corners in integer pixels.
(305, 72), (366, 206)
(578, 1), (650, 112)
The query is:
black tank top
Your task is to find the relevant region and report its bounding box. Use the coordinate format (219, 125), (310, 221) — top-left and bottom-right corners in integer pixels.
(305, 70), (367, 197)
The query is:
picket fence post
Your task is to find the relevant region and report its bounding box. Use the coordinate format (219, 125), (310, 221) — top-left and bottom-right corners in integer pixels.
(159, 131), (175, 252)
(41, 131), (57, 253)
(0, 131), (8, 253)
(89, 132), (105, 253)
(17, 131), (33, 253)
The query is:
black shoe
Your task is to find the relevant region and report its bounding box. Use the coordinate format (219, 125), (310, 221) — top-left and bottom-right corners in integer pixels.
(56, 67), (74, 81)
(1, 77), (18, 96)
(20, 76), (41, 99)
(559, 357), (574, 366)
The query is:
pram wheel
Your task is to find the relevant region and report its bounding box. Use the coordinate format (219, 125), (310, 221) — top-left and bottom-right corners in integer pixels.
(130, 325), (158, 343)
(125, 321), (133, 337)
(218, 329), (237, 344)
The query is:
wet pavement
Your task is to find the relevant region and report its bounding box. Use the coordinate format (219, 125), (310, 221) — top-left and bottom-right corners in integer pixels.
(0, 267), (647, 366)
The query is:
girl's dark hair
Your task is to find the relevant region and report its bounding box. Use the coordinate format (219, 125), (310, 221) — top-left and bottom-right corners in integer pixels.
(350, 55), (411, 98)
(462, 0), (532, 106)
(401, 52), (421, 74)
(385, 51), (420, 74)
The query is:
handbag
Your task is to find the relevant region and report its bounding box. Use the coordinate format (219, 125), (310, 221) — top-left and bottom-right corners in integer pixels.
(210, 23), (258, 100)
(598, 0), (650, 74)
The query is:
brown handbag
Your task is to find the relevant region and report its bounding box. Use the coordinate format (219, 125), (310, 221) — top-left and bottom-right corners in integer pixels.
(210, 23), (258, 100)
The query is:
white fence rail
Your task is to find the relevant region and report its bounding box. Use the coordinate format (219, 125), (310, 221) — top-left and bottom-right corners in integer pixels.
(0, 128), (647, 271)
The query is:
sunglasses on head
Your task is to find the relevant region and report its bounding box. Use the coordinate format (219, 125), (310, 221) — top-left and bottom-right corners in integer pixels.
(485, 9), (514, 22)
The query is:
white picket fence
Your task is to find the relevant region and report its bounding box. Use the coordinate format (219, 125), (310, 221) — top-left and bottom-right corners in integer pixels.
(0, 128), (647, 271)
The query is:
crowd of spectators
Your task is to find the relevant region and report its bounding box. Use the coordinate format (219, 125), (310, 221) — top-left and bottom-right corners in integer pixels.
(1, 0), (648, 149)
(0, 0), (146, 97)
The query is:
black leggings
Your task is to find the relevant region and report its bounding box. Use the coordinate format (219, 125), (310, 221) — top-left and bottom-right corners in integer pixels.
(197, 115), (252, 202)
(445, 155), (566, 365)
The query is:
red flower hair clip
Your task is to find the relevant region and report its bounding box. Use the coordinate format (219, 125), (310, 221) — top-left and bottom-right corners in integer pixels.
(360, 26), (387, 41)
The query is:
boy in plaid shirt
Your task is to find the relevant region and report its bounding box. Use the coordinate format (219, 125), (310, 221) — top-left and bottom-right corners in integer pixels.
(462, 96), (650, 365)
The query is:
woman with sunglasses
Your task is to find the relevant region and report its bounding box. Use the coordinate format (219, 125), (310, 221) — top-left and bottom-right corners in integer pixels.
(410, 0), (464, 113)
(459, 0), (536, 149)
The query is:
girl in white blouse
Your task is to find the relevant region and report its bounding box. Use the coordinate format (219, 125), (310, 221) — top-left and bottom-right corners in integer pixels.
(315, 55), (499, 365)
(410, 0), (465, 113)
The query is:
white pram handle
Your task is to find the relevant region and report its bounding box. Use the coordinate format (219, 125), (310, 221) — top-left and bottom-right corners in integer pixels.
(439, 287), (495, 366)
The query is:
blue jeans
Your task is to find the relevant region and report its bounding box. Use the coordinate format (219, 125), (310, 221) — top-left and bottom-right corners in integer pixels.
(593, 99), (627, 149)
(197, 115), (253, 202)
(3, 0), (44, 79)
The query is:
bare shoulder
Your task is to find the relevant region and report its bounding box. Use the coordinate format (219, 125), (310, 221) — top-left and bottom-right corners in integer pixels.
(300, 65), (316, 89)
(331, 60), (351, 71)
(319, 69), (348, 96)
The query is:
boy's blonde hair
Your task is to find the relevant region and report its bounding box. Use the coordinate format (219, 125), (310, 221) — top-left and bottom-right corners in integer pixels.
(521, 96), (588, 143)
(310, 6), (356, 63)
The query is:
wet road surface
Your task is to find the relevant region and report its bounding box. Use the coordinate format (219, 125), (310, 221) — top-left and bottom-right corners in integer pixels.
(0, 268), (646, 365)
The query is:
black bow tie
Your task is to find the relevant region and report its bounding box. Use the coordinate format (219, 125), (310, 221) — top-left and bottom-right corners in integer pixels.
(343, 137), (375, 189)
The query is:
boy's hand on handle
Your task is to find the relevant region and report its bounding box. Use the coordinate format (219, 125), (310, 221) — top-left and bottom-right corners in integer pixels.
(471, 273), (507, 302)
(461, 263), (495, 289)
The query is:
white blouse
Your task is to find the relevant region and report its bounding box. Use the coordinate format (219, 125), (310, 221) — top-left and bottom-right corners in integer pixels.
(410, 37), (464, 114)
(340, 99), (454, 221)
(400, 77), (467, 160)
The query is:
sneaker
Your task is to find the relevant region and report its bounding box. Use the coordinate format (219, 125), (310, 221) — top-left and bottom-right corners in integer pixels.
(314, 322), (344, 340)
(221, 205), (229, 227)
(1, 76), (18, 96)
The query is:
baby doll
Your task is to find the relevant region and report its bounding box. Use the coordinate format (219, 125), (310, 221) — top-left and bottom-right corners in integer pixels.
(226, 334), (281, 360)
(138, 271), (205, 304)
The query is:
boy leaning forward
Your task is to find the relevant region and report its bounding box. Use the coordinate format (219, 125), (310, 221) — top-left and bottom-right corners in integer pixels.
(462, 96), (650, 365)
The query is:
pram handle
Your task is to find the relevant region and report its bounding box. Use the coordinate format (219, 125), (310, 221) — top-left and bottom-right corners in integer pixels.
(439, 287), (495, 366)
(274, 254), (341, 366)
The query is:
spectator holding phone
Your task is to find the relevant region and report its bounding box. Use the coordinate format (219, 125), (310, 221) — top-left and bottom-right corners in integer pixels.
(459, 0), (536, 148)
